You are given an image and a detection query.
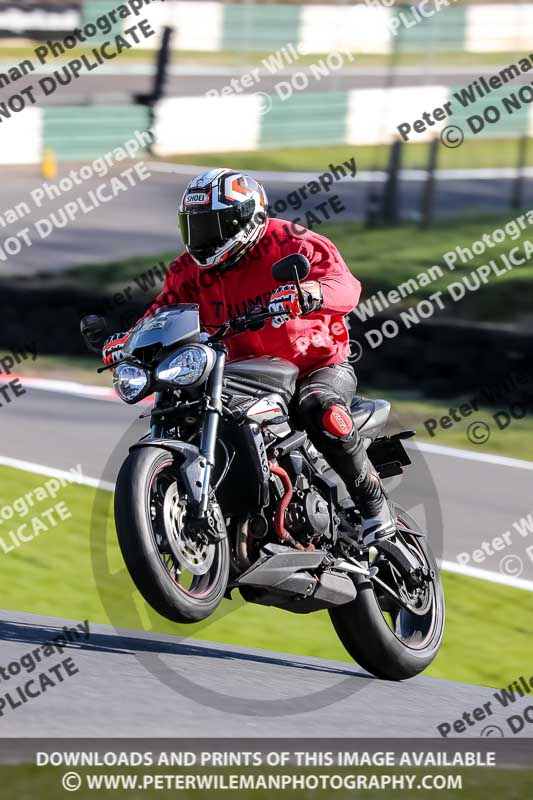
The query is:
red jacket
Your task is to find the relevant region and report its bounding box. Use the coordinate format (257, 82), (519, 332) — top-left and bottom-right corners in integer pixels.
(143, 217), (361, 377)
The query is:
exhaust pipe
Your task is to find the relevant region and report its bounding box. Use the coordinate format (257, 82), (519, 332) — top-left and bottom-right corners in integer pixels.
(237, 545), (356, 609)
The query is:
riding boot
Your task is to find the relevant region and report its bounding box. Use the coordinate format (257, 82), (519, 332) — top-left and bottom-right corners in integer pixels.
(320, 430), (396, 545)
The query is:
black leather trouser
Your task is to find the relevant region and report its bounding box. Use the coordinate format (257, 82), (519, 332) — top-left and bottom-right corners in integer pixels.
(295, 362), (383, 515)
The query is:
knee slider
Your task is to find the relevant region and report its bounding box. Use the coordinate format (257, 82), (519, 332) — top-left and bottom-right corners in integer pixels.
(322, 404), (354, 439)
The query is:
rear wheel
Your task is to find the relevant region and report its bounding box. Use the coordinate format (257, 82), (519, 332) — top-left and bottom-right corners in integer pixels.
(114, 446), (230, 623)
(330, 505), (444, 680)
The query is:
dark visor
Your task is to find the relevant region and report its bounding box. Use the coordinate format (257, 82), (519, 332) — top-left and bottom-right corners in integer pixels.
(178, 200), (256, 258)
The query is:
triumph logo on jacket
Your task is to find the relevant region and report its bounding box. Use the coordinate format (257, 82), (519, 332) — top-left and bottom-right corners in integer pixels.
(211, 292), (273, 320)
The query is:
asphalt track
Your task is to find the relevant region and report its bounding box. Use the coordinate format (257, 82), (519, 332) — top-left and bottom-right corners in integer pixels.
(1, 607), (532, 738)
(2, 162), (531, 276)
(2, 64), (532, 105)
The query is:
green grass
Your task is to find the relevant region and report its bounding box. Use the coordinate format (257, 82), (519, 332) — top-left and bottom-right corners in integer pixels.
(162, 139), (532, 172)
(0, 464), (531, 691)
(5, 354), (108, 386)
(317, 215), (533, 323)
(383, 388), (533, 461)
(2, 764), (533, 800)
(0, 45), (157, 64)
(0, 46), (522, 69)
(3, 764), (533, 799)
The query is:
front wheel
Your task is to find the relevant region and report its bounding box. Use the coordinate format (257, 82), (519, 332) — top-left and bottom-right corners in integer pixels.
(114, 446), (230, 623)
(330, 505), (444, 680)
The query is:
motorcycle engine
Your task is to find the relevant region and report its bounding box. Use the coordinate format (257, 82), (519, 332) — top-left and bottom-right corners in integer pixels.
(285, 485), (331, 545)
(268, 448), (336, 548)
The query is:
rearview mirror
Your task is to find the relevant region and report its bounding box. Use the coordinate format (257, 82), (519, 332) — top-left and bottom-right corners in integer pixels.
(80, 314), (109, 354)
(272, 254), (311, 284)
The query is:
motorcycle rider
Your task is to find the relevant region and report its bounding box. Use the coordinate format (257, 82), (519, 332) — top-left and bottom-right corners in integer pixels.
(102, 169), (396, 545)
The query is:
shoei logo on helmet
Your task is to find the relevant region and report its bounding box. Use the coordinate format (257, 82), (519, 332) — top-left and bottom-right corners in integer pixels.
(185, 192), (210, 205)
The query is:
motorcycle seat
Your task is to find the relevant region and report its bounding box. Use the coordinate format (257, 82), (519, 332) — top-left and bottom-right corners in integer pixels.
(225, 357), (299, 399)
(350, 396), (391, 437)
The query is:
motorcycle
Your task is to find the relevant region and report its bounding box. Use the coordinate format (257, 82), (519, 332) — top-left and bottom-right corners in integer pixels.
(81, 254), (444, 680)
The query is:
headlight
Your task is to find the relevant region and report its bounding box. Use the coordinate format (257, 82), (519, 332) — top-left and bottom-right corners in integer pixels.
(156, 345), (215, 387)
(112, 363), (150, 403)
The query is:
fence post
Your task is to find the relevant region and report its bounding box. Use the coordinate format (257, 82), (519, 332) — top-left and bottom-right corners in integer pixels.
(420, 136), (439, 229)
(134, 26), (174, 107)
(510, 135), (528, 210)
(381, 139), (402, 225)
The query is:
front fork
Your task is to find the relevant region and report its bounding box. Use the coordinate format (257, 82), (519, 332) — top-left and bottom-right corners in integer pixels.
(197, 346), (226, 517)
(149, 346), (226, 522)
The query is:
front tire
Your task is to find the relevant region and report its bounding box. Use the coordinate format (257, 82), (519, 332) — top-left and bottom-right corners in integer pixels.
(114, 446), (230, 623)
(330, 506), (444, 680)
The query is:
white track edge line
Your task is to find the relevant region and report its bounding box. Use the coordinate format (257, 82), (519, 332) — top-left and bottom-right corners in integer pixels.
(6, 376), (533, 470)
(0, 456), (115, 492)
(438, 559), (533, 592)
(407, 440), (533, 470)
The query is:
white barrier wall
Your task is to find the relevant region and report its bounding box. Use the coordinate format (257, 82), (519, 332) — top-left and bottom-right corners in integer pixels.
(466, 4), (533, 52)
(129, 1), (223, 51)
(153, 95), (263, 155)
(345, 86), (449, 146)
(3, 3), (533, 54)
(298, 5), (392, 55)
(0, 107), (42, 165)
(0, 9), (79, 34)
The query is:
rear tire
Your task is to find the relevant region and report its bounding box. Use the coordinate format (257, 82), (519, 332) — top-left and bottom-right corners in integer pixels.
(114, 446), (230, 623)
(330, 506), (444, 680)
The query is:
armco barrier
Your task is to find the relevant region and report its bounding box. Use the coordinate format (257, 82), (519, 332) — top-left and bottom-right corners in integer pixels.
(1, 280), (532, 403)
(43, 105), (151, 161)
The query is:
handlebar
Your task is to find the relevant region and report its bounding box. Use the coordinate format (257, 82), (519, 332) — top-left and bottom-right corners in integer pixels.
(208, 306), (288, 343)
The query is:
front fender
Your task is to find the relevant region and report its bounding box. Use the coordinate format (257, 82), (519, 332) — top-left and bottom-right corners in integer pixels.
(130, 439), (205, 506)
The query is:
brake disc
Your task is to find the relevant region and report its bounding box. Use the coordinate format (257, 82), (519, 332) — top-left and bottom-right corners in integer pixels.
(162, 482), (215, 576)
